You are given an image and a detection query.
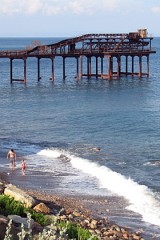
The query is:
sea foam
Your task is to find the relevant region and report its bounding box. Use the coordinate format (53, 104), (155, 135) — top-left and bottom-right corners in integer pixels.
(38, 148), (160, 226)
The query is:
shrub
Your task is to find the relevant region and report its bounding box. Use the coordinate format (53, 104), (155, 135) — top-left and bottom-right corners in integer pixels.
(0, 195), (28, 217)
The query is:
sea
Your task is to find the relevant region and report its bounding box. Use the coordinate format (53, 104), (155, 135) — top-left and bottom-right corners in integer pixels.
(0, 37), (160, 239)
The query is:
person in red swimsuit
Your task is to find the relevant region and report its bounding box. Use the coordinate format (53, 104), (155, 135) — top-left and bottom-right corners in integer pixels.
(21, 159), (26, 175)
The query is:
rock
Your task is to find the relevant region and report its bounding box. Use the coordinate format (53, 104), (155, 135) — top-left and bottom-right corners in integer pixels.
(33, 202), (50, 214)
(32, 221), (43, 234)
(73, 211), (81, 217)
(59, 215), (67, 220)
(0, 181), (5, 194)
(8, 215), (34, 229)
(90, 219), (98, 229)
(4, 184), (36, 208)
(0, 215), (8, 225)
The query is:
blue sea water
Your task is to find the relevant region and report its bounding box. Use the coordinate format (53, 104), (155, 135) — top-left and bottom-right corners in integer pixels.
(0, 37), (160, 238)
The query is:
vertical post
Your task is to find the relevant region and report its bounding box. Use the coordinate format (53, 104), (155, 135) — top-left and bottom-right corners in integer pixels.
(125, 56), (128, 76)
(147, 55), (149, 77)
(87, 57), (91, 79)
(132, 56), (134, 77)
(117, 56), (120, 79)
(89, 57), (91, 78)
(80, 55), (83, 79)
(63, 57), (66, 80)
(10, 58), (13, 84)
(139, 56), (142, 78)
(24, 58), (27, 85)
(76, 57), (79, 80)
(96, 57), (98, 79)
(108, 56), (112, 80)
(101, 56), (103, 78)
(38, 58), (40, 81)
(51, 57), (54, 81)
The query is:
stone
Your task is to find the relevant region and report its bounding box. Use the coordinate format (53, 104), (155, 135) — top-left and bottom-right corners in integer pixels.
(0, 215), (8, 224)
(59, 215), (67, 220)
(8, 215), (34, 228)
(73, 211), (81, 217)
(4, 184), (36, 208)
(90, 219), (98, 229)
(33, 202), (50, 214)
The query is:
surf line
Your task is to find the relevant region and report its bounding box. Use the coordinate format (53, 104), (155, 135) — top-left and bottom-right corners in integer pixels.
(37, 148), (160, 226)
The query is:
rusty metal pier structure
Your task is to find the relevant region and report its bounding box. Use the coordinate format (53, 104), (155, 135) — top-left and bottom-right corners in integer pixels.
(0, 29), (156, 84)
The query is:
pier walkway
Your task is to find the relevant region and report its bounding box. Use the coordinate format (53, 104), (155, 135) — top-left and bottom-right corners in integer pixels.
(0, 29), (156, 84)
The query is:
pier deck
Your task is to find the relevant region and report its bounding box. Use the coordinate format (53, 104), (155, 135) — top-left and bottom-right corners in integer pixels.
(0, 29), (156, 84)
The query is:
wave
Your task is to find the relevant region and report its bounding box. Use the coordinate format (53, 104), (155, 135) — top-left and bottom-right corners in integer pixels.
(37, 148), (160, 226)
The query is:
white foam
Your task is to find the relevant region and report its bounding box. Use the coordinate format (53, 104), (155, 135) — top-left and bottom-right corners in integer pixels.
(37, 148), (63, 159)
(37, 148), (160, 226)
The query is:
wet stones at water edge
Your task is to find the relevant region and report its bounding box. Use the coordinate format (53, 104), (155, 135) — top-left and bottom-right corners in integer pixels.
(0, 179), (144, 240)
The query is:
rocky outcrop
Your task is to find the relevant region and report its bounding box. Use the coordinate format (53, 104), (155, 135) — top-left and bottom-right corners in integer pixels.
(33, 202), (51, 214)
(4, 184), (36, 208)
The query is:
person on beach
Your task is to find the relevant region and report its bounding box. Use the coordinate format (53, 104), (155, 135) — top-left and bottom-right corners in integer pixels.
(7, 149), (16, 170)
(21, 159), (26, 175)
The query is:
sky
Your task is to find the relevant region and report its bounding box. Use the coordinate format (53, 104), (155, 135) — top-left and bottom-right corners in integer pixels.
(0, 0), (159, 37)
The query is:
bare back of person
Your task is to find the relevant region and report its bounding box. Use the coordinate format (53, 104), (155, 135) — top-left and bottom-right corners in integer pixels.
(7, 149), (16, 170)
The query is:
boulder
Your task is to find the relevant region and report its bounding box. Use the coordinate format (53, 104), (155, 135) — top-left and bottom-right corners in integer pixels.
(33, 202), (50, 214)
(8, 215), (34, 229)
(4, 184), (36, 208)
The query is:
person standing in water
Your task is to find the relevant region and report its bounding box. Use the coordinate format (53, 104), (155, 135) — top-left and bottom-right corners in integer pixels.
(7, 149), (16, 170)
(21, 160), (26, 175)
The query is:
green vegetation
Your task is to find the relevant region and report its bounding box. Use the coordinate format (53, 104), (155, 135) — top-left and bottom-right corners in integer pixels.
(0, 195), (98, 240)
(0, 195), (28, 217)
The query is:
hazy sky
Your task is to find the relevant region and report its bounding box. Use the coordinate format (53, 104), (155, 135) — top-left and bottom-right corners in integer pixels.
(0, 0), (159, 37)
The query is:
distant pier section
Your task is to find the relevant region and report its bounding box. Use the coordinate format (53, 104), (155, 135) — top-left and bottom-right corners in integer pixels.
(0, 29), (156, 84)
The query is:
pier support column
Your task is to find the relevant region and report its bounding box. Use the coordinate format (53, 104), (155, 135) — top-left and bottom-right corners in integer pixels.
(96, 57), (98, 79)
(139, 56), (142, 78)
(101, 57), (103, 78)
(147, 55), (149, 77)
(80, 55), (83, 79)
(108, 56), (112, 80)
(117, 56), (121, 79)
(132, 56), (134, 77)
(10, 59), (13, 84)
(51, 57), (54, 81)
(24, 58), (27, 85)
(63, 57), (66, 80)
(37, 58), (41, 81)
(76, 57), (79, 80)
(87, 57), (91, 79)
(125, 56), (128, 76)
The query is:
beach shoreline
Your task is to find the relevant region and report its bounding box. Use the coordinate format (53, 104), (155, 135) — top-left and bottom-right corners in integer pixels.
(0, 171), (147, 239)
